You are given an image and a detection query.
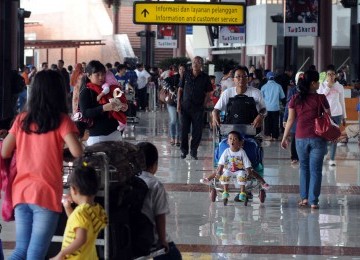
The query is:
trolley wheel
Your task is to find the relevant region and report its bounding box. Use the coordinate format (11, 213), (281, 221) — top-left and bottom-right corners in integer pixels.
(210, 188), (217, 202)
(259, 189), (266, 203)
(223, 198), (228, 206)
(244, 196), (248, 206)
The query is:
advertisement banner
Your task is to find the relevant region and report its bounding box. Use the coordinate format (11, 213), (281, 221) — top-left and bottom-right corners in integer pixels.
(218, 26), (245, 44)
(284, 0), (319, 37)
(156, 25), (177, 48)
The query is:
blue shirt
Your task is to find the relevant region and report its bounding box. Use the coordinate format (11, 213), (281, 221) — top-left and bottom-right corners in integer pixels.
(260, 80), (285, 111)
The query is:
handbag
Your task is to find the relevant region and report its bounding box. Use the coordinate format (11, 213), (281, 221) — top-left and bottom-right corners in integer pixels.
(314, 96), (341, 141)
(72, 87), (94, 128)
(158, 81), (177, 106)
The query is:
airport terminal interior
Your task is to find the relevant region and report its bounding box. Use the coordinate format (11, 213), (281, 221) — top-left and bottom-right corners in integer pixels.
(2, 109), (360, 259)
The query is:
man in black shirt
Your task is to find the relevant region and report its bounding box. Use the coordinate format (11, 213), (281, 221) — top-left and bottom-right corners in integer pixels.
(58, 59), (70, 93)
(177, 56), (212, 160)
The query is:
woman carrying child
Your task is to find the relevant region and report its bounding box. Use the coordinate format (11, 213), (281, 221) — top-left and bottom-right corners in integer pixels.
(79, 60), (123, 146)
(1, 70), (83, 259)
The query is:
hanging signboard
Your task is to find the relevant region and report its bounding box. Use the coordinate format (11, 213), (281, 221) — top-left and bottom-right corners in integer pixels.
(133, 1), (245, 26)
(284, 0), (319, 36)
(219, 0), (246, 44)
(218, 26), (245, 44)
(156, 25), (178, 48)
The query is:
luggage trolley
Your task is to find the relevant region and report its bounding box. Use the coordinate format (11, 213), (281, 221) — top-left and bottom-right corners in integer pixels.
(209, 124), (266, 206)
(48, 151), (112, 259)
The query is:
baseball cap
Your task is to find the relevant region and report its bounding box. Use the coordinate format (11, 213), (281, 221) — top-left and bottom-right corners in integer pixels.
(266, 71), (275, 80)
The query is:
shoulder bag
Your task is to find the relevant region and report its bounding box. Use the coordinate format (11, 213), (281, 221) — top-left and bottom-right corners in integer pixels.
(158, 80), (177, 106)
(314, 95), (341, 141)
(72, 87), (94, 128)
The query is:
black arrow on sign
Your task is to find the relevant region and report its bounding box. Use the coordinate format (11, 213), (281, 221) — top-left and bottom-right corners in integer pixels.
(141, 9), (149, 17)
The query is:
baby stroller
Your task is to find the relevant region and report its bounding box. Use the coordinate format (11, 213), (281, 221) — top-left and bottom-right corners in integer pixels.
(209, 124), (266, 206)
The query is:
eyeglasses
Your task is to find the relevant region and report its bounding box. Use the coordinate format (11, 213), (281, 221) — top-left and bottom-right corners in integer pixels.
(234, 75), (248, 79)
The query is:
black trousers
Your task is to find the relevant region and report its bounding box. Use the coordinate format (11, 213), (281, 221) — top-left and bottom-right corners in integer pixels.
(180, 108), (204, 156)
(137, 87), (148, 110)
(290, 133), (299, 160)
(264, 111), (280, 139)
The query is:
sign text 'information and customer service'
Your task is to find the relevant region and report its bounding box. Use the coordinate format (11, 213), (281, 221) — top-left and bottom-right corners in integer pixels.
(133, 2), (245, 26)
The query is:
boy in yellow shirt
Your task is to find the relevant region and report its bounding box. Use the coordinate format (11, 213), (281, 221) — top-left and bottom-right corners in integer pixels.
(51, 163), (107, 260)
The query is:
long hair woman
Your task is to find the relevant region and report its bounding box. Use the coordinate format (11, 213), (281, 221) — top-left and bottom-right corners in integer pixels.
(281, 70), (329, 209)
(1, 70), (83, 259)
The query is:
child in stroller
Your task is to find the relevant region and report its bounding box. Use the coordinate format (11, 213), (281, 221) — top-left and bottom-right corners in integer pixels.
(201, 130), (269, 204)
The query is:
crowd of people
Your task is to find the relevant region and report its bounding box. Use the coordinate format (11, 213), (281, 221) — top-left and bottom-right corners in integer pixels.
(0, 56), (358, 259)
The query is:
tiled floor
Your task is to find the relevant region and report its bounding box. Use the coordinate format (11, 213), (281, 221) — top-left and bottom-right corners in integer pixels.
(1, 109), (360, 259)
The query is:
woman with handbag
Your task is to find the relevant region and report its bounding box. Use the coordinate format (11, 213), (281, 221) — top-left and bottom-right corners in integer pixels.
(164, 64), (185, 146)
(281, 70), (329, 209)
(317, 65), (347, 166)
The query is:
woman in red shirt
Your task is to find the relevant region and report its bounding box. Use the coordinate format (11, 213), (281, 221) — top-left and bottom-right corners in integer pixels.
(281, 70), (329, 209)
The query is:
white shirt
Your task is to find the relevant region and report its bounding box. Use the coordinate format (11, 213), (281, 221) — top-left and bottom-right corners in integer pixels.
(218, 148), (252, 171)
(220, 78), (235, 92)
(214, 85), (266, 113)
(135, 69), (151, 90)
(317, 81), (347, 118)
(139, 171), (172, 244)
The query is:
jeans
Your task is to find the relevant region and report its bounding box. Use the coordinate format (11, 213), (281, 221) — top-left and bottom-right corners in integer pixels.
(167, 105), (181, 140)
(154, 242), (182, 260)
(329, 115), (342, 160)
(17, 89), (27, 112)
(10, 204), (60, 260)
(296, 138), (327, 206)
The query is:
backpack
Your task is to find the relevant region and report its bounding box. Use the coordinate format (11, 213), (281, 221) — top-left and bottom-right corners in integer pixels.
(108, 176), (154, 259)
(224, 94), (258, 124)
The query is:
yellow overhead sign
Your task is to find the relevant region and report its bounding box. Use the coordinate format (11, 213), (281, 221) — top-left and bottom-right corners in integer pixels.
(133, 1), (245, 26)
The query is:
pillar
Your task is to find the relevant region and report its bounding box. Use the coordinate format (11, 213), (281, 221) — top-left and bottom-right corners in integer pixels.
(265, 45), (272, 70)
(315, 0), (332, 71)
(350, 6), (360, 83)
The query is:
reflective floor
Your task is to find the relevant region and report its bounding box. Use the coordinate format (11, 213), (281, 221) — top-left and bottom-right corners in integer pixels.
(2, 110), (360, 259)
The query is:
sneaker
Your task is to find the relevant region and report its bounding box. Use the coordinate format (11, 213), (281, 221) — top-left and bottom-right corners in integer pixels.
(200, 178), (210, 185)
(234, 192), (246, 202)
(328, 160), (336, 166)
(239, 192), (246, 201)
(180, 153), (187, 159)
(222, 192), (230, 199)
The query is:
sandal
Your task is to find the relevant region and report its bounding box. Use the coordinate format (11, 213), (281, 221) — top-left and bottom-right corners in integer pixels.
(311, 204), (319, 209)
(175, 141), (180, 146)
(170, 139), (175, 146)
(298, 199), (308, 207)
(291, 160), (298, 164)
